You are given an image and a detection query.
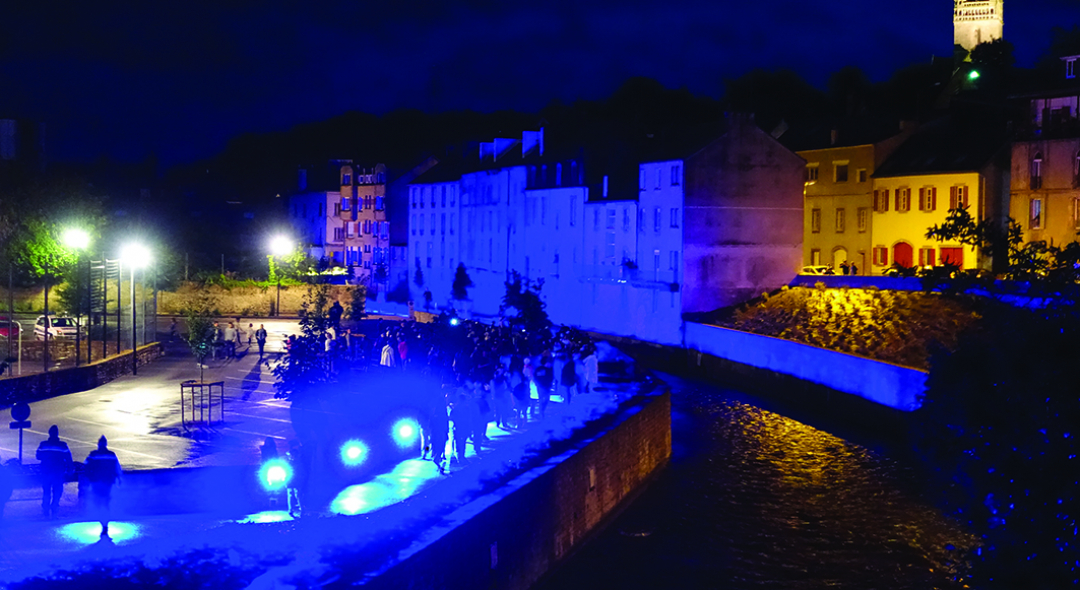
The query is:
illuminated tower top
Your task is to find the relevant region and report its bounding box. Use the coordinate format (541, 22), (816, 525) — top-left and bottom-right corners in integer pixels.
(954, 0), (1004, 53)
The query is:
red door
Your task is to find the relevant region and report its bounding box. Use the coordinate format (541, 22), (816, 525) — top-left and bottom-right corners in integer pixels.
(940, 247), (964, 269)
(892, 242), (914, 268)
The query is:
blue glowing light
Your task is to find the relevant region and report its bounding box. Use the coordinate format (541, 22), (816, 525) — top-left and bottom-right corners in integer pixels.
(340, 439), (370, 467)
(57, 521), (140, 544)
(237, 510), (293, 524)
(449, 318), (460, 326)
(392, 418), (420, 449)
(258, 458), (293, 491)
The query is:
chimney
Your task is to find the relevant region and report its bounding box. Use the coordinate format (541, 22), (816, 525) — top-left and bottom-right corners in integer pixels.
(602, 175), (609, 198)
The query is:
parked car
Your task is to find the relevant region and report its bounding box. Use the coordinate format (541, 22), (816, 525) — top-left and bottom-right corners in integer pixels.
(800, 265), (835, 276)
(34, 315), (80, 339)
(0, 317), (19, 340)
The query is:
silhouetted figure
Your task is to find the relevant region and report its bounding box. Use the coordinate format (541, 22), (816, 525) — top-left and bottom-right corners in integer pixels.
(329, 301), (344, 328)
(260, 437), (279, 462)
(84, 436), (122, 539)
(36, 425), (73, 518)
(286, 439), (305, 519)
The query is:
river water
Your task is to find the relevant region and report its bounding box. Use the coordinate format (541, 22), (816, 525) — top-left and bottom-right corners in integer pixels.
(539, 374), (978, 590)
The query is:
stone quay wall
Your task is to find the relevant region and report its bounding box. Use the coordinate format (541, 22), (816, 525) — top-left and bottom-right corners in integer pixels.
(362, 391), (671, 590)
(0, 343), (165, 406)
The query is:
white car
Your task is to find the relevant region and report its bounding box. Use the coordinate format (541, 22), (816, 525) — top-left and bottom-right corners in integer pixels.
(800, 265), (835, 276)
(34, 316), (80, 339)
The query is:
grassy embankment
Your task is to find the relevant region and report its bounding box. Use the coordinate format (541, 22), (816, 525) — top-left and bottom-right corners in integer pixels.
(703, 285), (986, 371)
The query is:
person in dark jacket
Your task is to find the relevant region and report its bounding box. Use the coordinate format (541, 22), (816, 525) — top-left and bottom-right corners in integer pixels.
(84, 436), (122, 539)
(285, 439), (305, 519)
(533, 350), (555, 418)
(560, 353), (579, 405)
(36, 425), (73, 518)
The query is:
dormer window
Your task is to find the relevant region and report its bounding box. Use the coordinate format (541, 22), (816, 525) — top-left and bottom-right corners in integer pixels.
(342, 173), (351, 185)
(1066, 57), (1077, 80)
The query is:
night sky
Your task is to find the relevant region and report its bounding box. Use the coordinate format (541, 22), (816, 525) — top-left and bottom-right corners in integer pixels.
(2, 0), (1077, 167)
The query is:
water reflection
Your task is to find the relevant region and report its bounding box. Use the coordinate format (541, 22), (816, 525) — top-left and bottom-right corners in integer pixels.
(541, 384), (978, 590)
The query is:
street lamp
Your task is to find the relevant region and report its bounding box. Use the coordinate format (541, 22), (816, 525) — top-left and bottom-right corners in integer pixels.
(61, 228), (91, 367)
(269, 236), (293, 317)
(121, 243), (151, 375)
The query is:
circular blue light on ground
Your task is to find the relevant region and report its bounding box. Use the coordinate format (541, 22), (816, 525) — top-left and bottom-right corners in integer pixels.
(392, 418), (420, 449)
(57, 521), (140, 545)
(258, 458), (292, 491)
(340, 439), (369, 467)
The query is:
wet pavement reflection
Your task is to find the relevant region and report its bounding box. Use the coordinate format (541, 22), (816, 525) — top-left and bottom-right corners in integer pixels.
(540, 376), (978, 590)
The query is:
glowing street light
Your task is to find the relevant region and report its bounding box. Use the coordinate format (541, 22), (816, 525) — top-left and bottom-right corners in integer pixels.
(392, 418), (420, 450)
(121, 243), (151, 375)
(269, 235), (293, 317)
(340, 439), (369, 467)
(968, 70), (981, 81)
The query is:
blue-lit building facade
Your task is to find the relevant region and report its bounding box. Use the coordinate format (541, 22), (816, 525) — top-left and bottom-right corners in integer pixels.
(407, 121), (805, 345)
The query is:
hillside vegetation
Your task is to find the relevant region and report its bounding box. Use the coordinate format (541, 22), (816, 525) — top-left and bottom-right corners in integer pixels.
(713, 286), (985, 370)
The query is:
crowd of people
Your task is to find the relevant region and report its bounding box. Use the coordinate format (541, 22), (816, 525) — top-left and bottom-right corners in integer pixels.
(282, 311), (604, 474)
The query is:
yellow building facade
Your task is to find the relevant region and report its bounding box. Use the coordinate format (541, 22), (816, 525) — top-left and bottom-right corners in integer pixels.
(1010, 139), (1080, 248)
(871, 172), (985, 273)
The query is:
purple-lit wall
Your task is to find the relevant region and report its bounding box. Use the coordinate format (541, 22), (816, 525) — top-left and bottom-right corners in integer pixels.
(682, 117), (805, 313)
(684, 322), (925, 411)
(360, 391), (671, 590)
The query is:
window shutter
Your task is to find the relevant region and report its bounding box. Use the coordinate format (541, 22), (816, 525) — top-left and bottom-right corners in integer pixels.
(919, 188), (926, 211)
(895, 190), (901, 211)
(928, 248), (936, 266)
(883, 189), (890, 212)
(930, 188), (937, 211)
(950, 186), (958, 210)
(873, 190), (879, 212)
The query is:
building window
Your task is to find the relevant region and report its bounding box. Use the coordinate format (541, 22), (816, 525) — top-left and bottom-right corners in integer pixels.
(606, 208), (616, 230)
(949, 186), (969, 210)
(334, 228), (343, 241)
(426, 243), (432, 268)
(857, 169), (868, 183)
(450, 187), (456, 207)
(623, 209), (630, 232)
(342, 197), (351, 211)
(857, 207), (869, 233)
(873, 246), (889, 266)
(670, 208), (679, 228)
(671, 165), (681, 186)
(605, 231), (615, 260)
(335, 203), (341, 216)
(441, 186), (447, 207)
(669, 251), (679, 271)
(1031, 153), (1043, 190)
(364, 244), (371, 253)
(1073, 198), (1080, 230)
(1030, 198), (1044, 230)
(834, 162), (849, 183)
(895, 188), (911, 212)
(593, 209), (600, 230)
(342, 173), (351, 185)
(1067, 57), (1077, 79)
(919, 247), (936, 267)
(811, 209), (821, 233)
(656, 169), (661, 189)
(835, 208), (845, 233)
(810, 249), (821, 265)
(570, 199), (577, 226)
(654, 207), (661, 232)
(874, 189), (890, 212)
(441, 213), (446, 235)
(450, 214), (456, 235)
(1074, 151), (1080, 187)
(411, 214), (416, 235)
(806, 164), (819, 182)
(919, 187), (937, 212)
(375, 196), (384, 210)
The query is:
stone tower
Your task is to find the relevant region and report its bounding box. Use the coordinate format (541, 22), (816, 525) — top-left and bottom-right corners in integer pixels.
(954, 0), (1004, 53)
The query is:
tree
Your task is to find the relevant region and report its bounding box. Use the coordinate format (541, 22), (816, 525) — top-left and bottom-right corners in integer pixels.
(501, 271), (551, 351)
(925, 206), (1013, 275)
(451, 263), (473, 301)
(413, 258), (425, 290)
(347, 284), (366, 321)
(181, 295), (218, 383)
(916, 305), (1080, 588)
(270, 283), (334, 400)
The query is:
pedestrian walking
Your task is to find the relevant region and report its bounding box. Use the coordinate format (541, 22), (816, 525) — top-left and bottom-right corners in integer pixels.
(36, 425), (73, 518)
(223, 323), (238, 358)
(169, 318), (178, 340)
(840, 261), (850, 275)
(247, 323), (254, 346)
(534, 350), (554, 418)
(398, 338), (409, 370)
(450, 393), (471, 465)
(255, 324), (268, 358)
(850, 262), (859, 276)
(329, 301), (344, 329)
(84, 436), (122, 539)
(560, 353), (579, 405)
(582, 346), (599, 394)
(381, 340), (397, 368)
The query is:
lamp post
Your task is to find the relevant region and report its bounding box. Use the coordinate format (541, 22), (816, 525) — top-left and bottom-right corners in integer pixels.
(61, 228), (90, 368)
(269, 236), (293, 317)
(121, 243), (151, 375)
